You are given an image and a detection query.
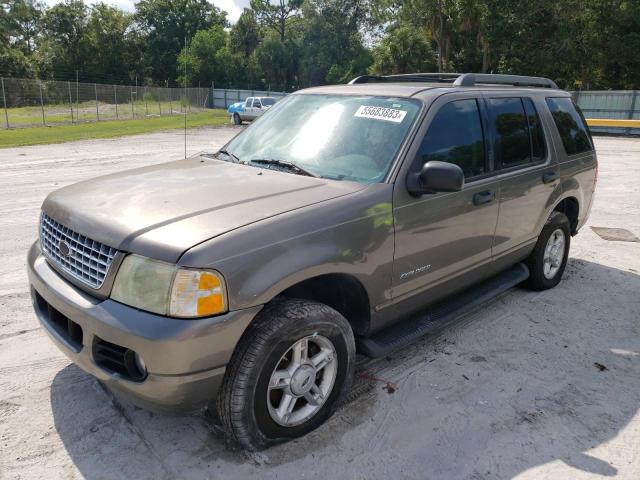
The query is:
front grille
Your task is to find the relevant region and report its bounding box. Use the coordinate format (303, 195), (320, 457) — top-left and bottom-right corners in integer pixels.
(40, 212), (117, 289)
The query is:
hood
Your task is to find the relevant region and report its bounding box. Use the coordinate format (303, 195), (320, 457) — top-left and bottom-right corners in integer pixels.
(43, 156), (365, 262)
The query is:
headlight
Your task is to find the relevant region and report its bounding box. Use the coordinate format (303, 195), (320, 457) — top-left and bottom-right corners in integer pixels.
(110, 254), (227, 318)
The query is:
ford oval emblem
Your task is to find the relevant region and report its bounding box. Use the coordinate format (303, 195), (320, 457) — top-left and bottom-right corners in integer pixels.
(59, 240), (71, 257)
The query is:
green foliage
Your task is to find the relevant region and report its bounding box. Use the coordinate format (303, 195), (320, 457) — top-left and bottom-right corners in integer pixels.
(135, 0), (227, 83)
(0, 0), (639, 90)
(371, 26), (437, 74)
(250, 0), (303, 41)
(300, 0), (372, 86)
(230, 9), (261, 56)
(373, 0), (640, 89)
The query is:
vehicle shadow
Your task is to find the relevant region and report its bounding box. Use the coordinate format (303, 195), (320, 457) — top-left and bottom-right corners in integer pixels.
(50, 258), (640, 479)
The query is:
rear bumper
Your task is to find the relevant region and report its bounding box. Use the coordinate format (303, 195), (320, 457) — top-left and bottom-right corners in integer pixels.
(27, 241), (261, 414)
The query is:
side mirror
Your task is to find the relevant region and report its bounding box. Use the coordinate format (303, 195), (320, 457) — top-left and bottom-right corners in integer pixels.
(406, 160), (464, 196)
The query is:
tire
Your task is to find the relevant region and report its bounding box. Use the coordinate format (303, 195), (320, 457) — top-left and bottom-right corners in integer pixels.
(216, 299), (355, 451)
(524, 211), (571, 291)
(233, 113), (241, 125)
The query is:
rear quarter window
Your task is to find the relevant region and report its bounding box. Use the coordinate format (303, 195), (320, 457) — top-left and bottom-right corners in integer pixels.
(545, 97), (593, 155)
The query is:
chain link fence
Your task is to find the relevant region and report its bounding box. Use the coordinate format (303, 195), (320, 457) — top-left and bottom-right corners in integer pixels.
(4, 77), (637, 135)
(0, 77), (211, 128)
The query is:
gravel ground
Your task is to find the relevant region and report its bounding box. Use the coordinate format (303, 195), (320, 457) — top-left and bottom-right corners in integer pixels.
(1, 129), (639, 480)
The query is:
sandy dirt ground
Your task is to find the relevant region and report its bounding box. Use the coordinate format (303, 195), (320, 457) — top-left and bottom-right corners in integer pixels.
(1, 129), (639, 480)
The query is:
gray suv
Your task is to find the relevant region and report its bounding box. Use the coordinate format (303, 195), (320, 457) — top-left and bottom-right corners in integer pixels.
(27, 73), (597, 450)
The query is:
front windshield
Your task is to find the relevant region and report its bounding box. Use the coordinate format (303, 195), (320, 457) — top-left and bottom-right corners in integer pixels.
(223, 94), (421, 183)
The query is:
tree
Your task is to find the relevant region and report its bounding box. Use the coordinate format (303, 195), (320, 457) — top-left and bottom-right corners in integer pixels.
(39, 0), (90, 80)
(401, 0), (467, 73)
(250, 0), (302, 42)
(135, 0), (227, 83)
(5, 0), (43, 55)
(84, 4), (139, 83)
(177, 24), (227, 86)
(255, 36), (290, 90)
(0, 44), (35, 77)
(230, 8), (261, 56)
(300, 0), (372, 85)
(371, 26), (437, 74)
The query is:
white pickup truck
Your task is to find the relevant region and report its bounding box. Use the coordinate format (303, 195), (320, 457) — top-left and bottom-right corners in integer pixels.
(227, 96), (277, 125)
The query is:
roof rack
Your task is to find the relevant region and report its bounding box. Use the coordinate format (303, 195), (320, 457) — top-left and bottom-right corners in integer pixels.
(349, 73), (462, 84)
(453, 73), (558, 89)
(348, 72), (559, 89)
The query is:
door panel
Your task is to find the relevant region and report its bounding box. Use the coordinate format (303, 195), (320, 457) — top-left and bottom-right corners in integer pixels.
(391, 94), (499, 313)
(489, 96), (561, 257)
(253, 99), (264, 118)
(493, 166), (559, 257)
(244, 98), (254, 119)
(393, 179), (499, 300)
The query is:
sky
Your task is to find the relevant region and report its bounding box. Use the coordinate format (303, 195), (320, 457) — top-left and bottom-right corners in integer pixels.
(41, 0), (250, 22)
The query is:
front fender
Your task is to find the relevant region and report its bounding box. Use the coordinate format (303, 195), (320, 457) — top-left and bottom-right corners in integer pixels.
(179, 184), (395, 312)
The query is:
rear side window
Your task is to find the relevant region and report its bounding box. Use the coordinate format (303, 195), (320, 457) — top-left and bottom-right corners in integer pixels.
(546, 97), (593, 155)
(488, 98), (532, 168)
(418, 99), (486, 178)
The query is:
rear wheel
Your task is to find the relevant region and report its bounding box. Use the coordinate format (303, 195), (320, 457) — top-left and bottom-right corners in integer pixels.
(524, 211), (571, 290)
(216, 299), (355, 451)
(233, 113), (241, 125)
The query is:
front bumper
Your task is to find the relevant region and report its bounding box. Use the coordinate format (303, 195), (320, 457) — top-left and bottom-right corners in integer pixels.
(27, 241), (262, 414)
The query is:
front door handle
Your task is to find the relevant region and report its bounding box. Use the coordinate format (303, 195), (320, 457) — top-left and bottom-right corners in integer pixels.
(543, 171), (558, 184)
(473, 190), (495, 206)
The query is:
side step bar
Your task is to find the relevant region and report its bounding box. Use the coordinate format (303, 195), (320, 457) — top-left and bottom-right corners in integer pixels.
(357, 263), (530, 358)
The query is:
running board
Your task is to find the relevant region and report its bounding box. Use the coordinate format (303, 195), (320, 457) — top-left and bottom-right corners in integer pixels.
(357, 263), (530, 358)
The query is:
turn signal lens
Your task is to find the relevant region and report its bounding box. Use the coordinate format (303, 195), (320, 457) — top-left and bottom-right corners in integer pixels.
(111, 254), (228, 318)
(169, 269), (227, 317)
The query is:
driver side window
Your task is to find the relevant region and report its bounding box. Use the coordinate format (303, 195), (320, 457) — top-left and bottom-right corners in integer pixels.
(254, 99), (262, 108)
(417, 99), (486, 179)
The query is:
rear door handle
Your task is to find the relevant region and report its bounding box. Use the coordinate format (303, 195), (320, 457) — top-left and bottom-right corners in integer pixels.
(473, 190), (495, 206)
(543, 171), (558, 184)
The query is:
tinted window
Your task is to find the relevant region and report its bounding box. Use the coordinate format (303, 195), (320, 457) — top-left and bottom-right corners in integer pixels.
(546, 97), (593, 155)
(418, 99), (485, 178)
(262, 98), (275, 106)
(523, 98), (546, 161)
(254, 99), (262, 108)
(489, 98), (531, 168)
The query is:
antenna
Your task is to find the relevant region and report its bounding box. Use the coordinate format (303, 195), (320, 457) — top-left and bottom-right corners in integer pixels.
(184, 36), (188, 159)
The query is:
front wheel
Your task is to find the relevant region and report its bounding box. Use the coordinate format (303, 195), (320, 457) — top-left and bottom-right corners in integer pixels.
(216, 299), (355, 451)
(524, 211), (571, 290)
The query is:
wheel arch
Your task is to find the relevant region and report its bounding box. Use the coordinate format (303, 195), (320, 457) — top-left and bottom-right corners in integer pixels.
(551, 196), (580, 235)
(273, 273), (371, 336)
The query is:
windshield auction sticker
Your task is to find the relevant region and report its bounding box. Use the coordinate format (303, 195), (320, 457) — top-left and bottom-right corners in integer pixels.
(354, 105), (407, 123)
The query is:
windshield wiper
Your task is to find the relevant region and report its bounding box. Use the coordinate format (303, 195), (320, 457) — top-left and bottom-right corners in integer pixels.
(216, 149), (241, 163)
(249, 159), (318, 178)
